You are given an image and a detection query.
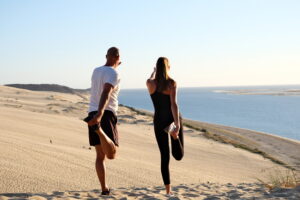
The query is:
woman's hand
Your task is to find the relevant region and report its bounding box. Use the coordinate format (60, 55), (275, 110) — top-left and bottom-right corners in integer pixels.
(170, 125), (180, 140)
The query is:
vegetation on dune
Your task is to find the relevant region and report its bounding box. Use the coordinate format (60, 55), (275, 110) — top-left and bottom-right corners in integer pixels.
(257, 167), (300, 190)
(182, 122), (295, 170)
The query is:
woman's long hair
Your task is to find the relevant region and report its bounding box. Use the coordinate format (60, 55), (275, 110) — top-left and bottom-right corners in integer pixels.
(155, 57), (174, 92)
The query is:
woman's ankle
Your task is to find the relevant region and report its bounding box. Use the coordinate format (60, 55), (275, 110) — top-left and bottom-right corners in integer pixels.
(165, 184), (172, 194)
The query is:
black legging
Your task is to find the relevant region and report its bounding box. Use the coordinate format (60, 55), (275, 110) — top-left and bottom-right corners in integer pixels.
(154, 120), (184, 185)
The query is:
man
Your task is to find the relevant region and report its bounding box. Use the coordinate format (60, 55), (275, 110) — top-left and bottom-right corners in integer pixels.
(84, 47), (121, 195)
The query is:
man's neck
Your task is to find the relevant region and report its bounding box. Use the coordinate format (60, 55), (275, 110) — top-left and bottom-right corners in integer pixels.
(104, 62), (117, 68)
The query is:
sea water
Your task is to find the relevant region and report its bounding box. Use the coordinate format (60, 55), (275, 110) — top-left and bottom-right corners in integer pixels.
(119, 86), (300, 141)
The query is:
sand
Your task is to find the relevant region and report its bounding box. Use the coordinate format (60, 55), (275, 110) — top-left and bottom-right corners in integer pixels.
(183, 119), (300, 171)
(0, 85), (299, 199)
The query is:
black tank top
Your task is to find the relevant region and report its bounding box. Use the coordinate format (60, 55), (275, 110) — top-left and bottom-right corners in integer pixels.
(150, 91), (174, 131)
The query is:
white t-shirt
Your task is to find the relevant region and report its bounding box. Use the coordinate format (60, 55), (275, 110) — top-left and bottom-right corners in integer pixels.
(88, 66), (120, 114)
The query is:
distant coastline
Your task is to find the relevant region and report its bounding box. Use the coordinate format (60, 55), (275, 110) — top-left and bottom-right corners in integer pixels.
(4, 83), (90, 94)
(214, 89), (300, 96)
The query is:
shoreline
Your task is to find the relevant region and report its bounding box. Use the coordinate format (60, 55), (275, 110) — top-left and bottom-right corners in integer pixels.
(120, 104), (300, 171)
(184, 118), (300, 144)
(120, 104), (299, 145)
(119, 104), (300, 143)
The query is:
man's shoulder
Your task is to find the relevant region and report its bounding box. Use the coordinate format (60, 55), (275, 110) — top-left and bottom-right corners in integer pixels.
(93, 66), (118, 80)
(93, 65), (105, 72)
(103, 66), (118, 76)
(95, 66), (117, 72)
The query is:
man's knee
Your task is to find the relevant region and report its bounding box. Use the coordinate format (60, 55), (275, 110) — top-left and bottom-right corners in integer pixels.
(95, 145), (105, 161)
(107, 147), (118, 159)
(106, 153), (115, 160)
(96, 154), (105, 163)
(106, 149), (117, 159)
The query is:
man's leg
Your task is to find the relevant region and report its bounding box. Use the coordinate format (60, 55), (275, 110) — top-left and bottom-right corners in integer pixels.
(97, 110), (118, 159)
(95, 144), (109, 192)
(95, 128), (116, 159)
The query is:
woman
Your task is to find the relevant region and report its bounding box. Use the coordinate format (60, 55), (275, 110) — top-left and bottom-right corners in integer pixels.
(146, 57), (184, 195)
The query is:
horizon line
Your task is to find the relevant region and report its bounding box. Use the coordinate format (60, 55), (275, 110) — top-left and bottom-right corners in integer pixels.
(2, 83), (300, 90)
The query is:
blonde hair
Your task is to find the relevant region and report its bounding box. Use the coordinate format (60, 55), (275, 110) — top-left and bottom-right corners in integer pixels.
(155, 57), (174, 92)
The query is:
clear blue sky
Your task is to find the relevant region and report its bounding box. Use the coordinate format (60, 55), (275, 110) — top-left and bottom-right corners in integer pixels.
(1, 0), (300, 89)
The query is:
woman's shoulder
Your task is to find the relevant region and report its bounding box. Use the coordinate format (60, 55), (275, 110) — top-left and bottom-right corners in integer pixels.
(146, 79), (156, 86)
(146, 79), (157, 94)
(168, 78), (177, 89)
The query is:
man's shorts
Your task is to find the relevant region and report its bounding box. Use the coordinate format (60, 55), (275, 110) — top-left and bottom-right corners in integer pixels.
(86, 110), (119, 146)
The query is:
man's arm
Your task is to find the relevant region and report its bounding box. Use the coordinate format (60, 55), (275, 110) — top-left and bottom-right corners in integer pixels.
(88, 83), (114, 126)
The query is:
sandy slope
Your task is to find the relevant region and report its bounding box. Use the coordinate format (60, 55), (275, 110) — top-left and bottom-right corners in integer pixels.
(0, 85), (299, 199)
(184, 119), (300, 171)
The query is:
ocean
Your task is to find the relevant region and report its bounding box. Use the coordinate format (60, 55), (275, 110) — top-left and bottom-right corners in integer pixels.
(118, 86), (300, 141)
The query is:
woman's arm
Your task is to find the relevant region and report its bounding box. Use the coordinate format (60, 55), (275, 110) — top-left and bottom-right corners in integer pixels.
(146, 68), (156, 94)
(170, 82), (180, 131)
(149, 67), (156, 80)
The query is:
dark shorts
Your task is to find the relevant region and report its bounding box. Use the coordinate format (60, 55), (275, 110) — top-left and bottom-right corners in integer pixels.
(86, 110), (119, 146)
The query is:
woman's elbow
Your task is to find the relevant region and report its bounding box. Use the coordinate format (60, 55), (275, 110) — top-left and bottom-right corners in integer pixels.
(146, 79), (151, 86)
(171, 103), (178, 110)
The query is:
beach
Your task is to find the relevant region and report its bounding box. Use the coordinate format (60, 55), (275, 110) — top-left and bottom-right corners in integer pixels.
(0, 85), (299, 199)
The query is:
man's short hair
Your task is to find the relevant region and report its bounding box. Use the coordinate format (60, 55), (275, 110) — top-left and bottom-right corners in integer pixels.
(107, 47), (119, 57)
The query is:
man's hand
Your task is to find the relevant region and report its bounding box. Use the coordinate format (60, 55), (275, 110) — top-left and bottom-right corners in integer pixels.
(87, 113), (101, 126)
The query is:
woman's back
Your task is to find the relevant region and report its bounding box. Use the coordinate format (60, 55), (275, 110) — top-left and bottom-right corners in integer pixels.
(150, 90), (174, 130)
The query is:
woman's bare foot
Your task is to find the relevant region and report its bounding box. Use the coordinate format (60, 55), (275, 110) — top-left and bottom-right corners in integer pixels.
(170, 131), (179, 140)
(165, 184), (173, 195)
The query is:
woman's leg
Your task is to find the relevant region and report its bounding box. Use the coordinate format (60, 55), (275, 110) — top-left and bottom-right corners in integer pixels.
(155, 128), (171, 187)
(171, 119), (184, 160)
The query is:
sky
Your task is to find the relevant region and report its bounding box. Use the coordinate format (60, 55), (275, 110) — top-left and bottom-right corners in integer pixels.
(0, 0), (300, 89)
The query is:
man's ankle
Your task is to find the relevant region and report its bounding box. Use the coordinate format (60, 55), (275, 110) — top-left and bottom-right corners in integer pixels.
(101, 186), (109, 192)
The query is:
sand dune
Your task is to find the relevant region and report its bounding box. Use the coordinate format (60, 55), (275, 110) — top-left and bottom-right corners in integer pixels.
(0, 85), (299, 199)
